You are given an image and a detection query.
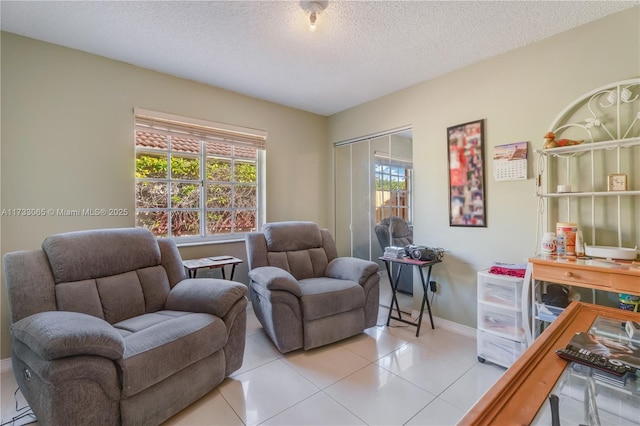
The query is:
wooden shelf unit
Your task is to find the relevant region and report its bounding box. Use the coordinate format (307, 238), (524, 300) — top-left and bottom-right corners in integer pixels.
(534, 79), (640, 252)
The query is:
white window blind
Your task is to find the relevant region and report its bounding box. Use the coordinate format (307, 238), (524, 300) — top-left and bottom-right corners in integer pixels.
(134, 108), (267, 149)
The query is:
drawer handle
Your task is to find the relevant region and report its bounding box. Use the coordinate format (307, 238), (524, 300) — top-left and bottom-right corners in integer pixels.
(563, 272), (573, 278)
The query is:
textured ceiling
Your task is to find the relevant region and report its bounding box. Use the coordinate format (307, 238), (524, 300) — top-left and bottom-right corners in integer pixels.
(1, 1), (637, 116)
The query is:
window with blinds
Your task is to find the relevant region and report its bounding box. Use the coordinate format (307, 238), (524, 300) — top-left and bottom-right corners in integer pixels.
(134, 108), (266, 241)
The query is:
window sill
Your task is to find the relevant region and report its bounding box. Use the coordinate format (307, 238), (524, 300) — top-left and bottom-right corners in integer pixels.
(175, 237), (246, 248)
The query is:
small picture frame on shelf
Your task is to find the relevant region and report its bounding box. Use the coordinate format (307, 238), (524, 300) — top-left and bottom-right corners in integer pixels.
(607, 173), (628, 191)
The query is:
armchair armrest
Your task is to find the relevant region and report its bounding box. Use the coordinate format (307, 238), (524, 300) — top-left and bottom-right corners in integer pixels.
(326, 257), (379, 284)
(248, 266), (302, 297)
(165, 278), (248, 318)
(11, 311), (124, 361)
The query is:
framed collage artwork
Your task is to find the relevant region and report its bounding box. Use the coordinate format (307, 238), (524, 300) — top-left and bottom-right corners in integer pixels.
(447, 119), (486, 227)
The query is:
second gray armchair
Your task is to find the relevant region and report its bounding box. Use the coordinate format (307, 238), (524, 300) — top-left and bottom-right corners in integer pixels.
(245, 221), (380, 353)
(375, 216), (414, 294)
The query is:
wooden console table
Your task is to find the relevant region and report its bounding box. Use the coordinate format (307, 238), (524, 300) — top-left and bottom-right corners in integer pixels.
(528, 255), (640, 297)
(459, 302), (640, 425)
(525, 255), (640, 340)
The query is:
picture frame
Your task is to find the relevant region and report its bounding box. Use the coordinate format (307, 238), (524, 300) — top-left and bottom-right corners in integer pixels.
(447, 119), (486, 227)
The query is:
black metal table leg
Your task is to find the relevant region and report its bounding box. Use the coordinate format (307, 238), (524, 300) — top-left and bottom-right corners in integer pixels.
(384, 260), (402, 326)
(415, 265), (435, 336)
(391, 264), (404, 316)
(386, 261), (415, 330)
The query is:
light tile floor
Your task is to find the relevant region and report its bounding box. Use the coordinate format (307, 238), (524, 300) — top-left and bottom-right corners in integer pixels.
(1, 276), (506, 426)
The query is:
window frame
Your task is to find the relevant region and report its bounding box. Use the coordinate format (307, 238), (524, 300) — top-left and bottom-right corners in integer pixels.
(374, 156), (412, 224)
(134, 109), (266, 244)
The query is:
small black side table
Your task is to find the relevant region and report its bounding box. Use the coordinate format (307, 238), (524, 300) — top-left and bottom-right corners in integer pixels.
(182, 256), (243, 279)
(379, 256), (442, 337)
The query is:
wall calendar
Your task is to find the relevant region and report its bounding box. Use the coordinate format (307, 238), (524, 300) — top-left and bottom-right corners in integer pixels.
(493, 141), (528, 181)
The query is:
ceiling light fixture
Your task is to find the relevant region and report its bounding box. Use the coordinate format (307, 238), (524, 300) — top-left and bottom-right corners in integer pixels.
(301, 1), (327, 31)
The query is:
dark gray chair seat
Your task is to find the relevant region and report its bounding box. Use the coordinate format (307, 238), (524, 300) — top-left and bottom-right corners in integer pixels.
(299, 278), (365, 320)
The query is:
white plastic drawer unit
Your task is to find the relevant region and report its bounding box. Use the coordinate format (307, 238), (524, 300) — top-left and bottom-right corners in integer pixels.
(477, 271), (523, 310)
(477, 330), (526, 368)
(478, 302), (525, 341)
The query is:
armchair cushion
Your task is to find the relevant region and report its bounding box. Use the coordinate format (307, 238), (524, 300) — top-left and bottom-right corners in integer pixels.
(165, 278), (247, 318)
(116, 312), (226, 398)
(390, 217), (412, 241)
(263, 221), (322, 252)
(11, 311), (125, 361)
(298, 278), (364, 320)
(248, 266), (302, 297)
(42, 227), (161, 284)
(267, 248), (329, 279)
(325, 257), (379, 284)
(375, 216), (413, 248)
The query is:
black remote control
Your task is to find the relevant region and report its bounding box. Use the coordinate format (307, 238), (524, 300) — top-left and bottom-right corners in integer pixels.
(555, 345), (637, 377)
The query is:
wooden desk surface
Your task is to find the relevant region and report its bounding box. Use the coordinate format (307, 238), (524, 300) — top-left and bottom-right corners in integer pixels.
(529, 255), (640, 296)
(459, 302), (640, 425)
(529, 254), (640, 275)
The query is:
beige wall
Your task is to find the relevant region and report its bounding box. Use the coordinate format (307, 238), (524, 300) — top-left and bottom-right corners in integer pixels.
(0, 32), (328, 359)
(328, 8), (640, 328)
(1, 7), (638, 360)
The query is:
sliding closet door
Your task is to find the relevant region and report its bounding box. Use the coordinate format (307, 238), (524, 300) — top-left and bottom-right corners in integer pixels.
(334, 144), (352, 256)
(388, 134), (413, 223)
(351, 141), (373, 260)
(370, 135), (392, 262)
(334, 129), (412, 262)
(334, 140), (373, 259)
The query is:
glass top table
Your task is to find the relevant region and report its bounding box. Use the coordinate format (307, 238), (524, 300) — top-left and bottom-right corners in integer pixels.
(532, 315), (640, 425)
(459, 303), (640, 426)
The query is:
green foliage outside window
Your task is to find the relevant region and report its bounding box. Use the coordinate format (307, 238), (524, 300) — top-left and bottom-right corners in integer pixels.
(234, 161), (257, 183)
(375, 177), (407, 191)
(136, 152), (257, 237)
(136, 153), (168, 179)
(136, 154), (199, 180)
(171, 157), (199, 180)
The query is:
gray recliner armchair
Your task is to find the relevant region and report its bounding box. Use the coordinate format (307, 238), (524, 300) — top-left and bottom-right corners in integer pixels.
(375, 216), (414, 294)
(245, 221), (380, 353)
(3, 227), (248, 426)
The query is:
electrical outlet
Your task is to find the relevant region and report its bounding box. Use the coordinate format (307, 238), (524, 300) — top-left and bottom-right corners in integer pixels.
(430, 281), (437, 292)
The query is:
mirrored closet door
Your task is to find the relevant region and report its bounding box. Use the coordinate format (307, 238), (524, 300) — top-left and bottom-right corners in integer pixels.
(334, 128), (413, 271)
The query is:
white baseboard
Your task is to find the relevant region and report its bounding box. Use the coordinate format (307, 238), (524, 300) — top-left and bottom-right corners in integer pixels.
(1, 357), (12, 373)
(411, 310), (477, 339)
